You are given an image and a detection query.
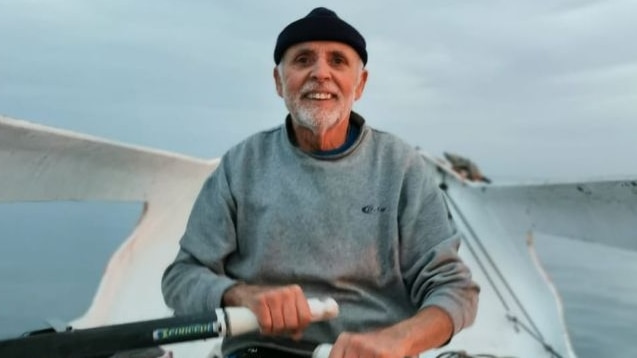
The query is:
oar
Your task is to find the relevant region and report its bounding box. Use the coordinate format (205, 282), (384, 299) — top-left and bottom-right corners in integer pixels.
(0, 297), (339, 358)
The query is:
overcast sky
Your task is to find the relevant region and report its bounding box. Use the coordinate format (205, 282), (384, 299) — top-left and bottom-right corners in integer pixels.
(1, 0), (636, 181)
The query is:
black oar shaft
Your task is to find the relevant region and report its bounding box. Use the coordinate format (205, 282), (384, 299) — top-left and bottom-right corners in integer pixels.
(0, 312), (222, 358)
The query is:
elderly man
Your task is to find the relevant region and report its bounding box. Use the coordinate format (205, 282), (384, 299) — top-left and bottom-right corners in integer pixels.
(162, 7), (479, 358)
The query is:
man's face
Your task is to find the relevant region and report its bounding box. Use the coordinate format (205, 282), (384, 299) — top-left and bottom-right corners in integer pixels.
(274, 41), (368, 134)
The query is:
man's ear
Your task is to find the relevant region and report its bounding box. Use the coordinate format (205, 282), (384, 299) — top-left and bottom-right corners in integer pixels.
(354, 69), (369, 100)
(273, 66), (283, 97)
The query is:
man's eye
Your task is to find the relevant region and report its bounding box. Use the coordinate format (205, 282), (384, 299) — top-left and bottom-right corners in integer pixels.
(295, 56), (310, 64)
(332, 57), (346, 65)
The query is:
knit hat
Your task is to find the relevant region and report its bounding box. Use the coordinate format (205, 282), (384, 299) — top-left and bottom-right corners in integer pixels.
(274, 7), (367, 65)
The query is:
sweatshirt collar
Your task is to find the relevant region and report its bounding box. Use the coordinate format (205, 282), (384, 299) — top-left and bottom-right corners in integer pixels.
(284, 111), (366, 150)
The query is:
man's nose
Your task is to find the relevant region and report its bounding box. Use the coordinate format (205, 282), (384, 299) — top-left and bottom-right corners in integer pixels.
(310, 59), (331, 81)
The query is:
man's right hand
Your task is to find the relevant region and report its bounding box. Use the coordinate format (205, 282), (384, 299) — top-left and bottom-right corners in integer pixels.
(222, 283), (312, 340)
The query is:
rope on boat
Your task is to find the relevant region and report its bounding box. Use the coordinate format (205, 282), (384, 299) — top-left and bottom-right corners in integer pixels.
(438, 183), (510, 311)
(438, 176), (564, 358)
(439, 180), (542, 335)
(506, 314), (564, 358)
(436, 351), (518, 358)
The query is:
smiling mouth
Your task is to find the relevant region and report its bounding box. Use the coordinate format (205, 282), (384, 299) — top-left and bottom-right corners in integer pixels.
(304, 92), (335, 100)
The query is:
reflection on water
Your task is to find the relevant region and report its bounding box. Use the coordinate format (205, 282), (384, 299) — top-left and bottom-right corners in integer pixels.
(1, 204), (636, 358)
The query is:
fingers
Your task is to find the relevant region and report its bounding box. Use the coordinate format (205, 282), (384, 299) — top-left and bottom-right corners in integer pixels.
(330, 333), (361, 358)
(329, 332), (400, 358)
(251, 284), (311, 337)
(294, 285), (312, 330)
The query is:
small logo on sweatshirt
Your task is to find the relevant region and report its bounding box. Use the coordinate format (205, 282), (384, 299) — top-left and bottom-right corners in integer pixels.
(362, 205), (387, 214)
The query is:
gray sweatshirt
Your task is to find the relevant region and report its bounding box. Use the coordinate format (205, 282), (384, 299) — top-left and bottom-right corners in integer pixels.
(162, 112), (479, 352)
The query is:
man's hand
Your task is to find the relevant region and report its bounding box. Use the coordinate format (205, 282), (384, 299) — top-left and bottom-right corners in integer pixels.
(328, 328), (410, 358)
(328, 306), (453, 358)
(222, 283), (312, 340)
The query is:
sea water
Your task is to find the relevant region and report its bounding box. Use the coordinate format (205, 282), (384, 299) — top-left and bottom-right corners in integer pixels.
(534, 235), (637, 357)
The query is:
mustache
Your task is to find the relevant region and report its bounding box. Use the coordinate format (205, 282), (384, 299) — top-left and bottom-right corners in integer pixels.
(300, 84), (338, 95)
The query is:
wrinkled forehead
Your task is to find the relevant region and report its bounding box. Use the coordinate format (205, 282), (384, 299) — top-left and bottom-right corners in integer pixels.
(281, 41), (362, 62)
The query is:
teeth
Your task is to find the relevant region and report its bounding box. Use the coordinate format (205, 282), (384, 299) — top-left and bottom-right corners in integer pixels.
(306, 92), (332, 100)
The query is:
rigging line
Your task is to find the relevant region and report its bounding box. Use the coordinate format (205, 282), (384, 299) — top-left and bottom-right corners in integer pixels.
(506, 314), (564, 358)
(436, 351), (519, 358)
(439, 182), (510, 312)
(440, 180), (544, 340)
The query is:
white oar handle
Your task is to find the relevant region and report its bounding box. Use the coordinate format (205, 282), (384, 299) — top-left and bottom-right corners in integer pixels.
(312, 343), (333, 358)
(308, 297), (339, 321)
(220, 297), (339, 337)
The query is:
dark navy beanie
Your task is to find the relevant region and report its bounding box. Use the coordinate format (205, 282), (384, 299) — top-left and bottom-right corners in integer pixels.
(274, 7), (367, 65)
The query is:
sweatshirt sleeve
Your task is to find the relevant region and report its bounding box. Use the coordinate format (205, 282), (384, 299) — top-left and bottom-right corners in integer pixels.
(161, 157), (239, 315)
(398, 154), (480, 335)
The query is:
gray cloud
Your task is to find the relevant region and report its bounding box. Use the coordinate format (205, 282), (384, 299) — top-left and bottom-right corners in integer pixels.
(1, 0), (636, 180)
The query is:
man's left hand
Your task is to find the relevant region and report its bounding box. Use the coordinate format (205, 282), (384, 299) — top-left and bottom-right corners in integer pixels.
(328, 328), (409, 358)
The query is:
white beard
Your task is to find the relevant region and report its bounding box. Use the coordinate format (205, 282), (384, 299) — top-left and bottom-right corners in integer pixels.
(289, 98), (343, 134)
